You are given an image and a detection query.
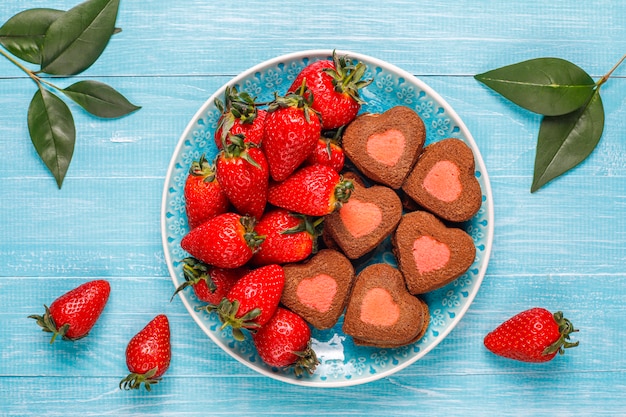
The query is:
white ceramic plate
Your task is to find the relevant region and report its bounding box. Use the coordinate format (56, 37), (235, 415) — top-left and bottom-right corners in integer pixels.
(161, 50), (494, 387)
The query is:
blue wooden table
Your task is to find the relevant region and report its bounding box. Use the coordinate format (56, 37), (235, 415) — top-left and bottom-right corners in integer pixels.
(1, 0), (625, 415)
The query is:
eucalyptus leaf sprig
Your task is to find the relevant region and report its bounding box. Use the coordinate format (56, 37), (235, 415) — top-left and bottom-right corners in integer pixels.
(475, 54), (626, 192)
(0, 0), (140, 188)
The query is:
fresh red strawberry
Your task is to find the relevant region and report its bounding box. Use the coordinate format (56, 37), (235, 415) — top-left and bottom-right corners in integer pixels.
(262, 83), (321, 182)
(184, 154), (230, 229)
(268, 164), (354, 216)
(484, 308), (579, 363)
(288, 51), (372, 129)
(253, 307), (318, 375)
(171, 257), (246, 304)
(213, 264), (285, 341)
(305, 130), (345, 173)
(251, 209), (322, 265)
(120, 314), (171, 391)
(214, 86), (267, 150)
(181, 212), (265, 268)
(216, 135), (269, 219)
(29, 280), (110, 343)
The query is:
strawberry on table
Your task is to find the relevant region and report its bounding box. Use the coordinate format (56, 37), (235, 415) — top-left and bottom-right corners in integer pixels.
(184, 154), (230, 229)
(120, 314), (171, 391)
(214, 86), (267, 150)
(484, 307), (579, 363)
(251, 209), (322, 266)
(171, 257), (246, 304)
(268, 164), (354, 216)
(181, 212), (265, 268)
(262, 82), (322, 182)
(216, 134), (269, 219)
(211, 264), (285, 341)
(288, 50), (372, 129)
(29, 280), (110, 343)
(253, 307), (319, 375)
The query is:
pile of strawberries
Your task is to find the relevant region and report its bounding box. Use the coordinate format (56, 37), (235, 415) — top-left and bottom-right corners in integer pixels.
(177, 51), (373, 375)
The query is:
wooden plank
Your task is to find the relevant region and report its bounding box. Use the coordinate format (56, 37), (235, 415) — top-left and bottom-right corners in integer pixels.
(2, 371), (625, 416)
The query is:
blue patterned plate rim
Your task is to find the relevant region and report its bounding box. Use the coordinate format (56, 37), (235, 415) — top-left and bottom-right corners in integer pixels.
(161, 50), (494, 387)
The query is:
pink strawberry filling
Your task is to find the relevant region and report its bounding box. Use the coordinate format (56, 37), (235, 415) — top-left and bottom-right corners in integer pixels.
(360, 288), (400, 327)
(296, 274), (337, 313)
(339, 199), (382, 239)
(412, 236), (451, 274)
(366, 129), (405, 167)
(422, 160), (462, 202)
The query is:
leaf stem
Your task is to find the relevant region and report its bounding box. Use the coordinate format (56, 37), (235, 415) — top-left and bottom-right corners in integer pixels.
(597, 53), (626, 87)
(0, 47), (41, 84)
(0, 47), (63, 92)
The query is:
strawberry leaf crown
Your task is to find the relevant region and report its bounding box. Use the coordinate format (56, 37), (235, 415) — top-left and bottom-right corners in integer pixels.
(188, 154), (217, 182)
(215, 86), (259, 125)
(281, 214), (325, 253)
(221, 133), (262, 169)
(268, 79), (320, 124)
(292, 341), (320, 377)
(240, 215), (266, 251)
(215, 86), (261, 147)
(216, 298), (262, 342)
(170, 257), (217, 302)
(323, 50), (373, 105)
(119, 367), (162, 392)
(334, 177), (354, 208)
(543, 311), (579, 356)
(28, 306), (73, 343)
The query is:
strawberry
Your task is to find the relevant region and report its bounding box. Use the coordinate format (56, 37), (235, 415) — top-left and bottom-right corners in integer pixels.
(251, 209), (322, 266)
(484, 308), (579, 363)
(29, 280), (110, 343)
(288, 51), (372, 129)
(214, 86), (267, 150)
(120, 314), (171, 391)
(213, 264), (285, 341)
(305, 129), (345, 173)
(216, 135), (269, 219)
(252, 307), (318, 375)
(184, 154), (230, 229)
(181, 212), (265, 268)
(262, 83), (322, 182)
(171, 257), (246, 304)
(268, 164), (354, 216)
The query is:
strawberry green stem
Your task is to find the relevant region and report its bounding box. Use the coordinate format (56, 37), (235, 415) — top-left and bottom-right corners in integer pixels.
(292, 341), (320, 377)
(334, 178), (354, 206)
(216, 298), (262, 341)
(543, 311), (579, 356)
(119, 367), (161, 391)
(240, 216), (265, 250)
(170, 257), (217, 302)
(28, 305), (72, 343)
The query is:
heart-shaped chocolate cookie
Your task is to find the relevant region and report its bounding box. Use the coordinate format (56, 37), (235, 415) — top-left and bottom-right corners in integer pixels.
(324, 181), (402, 259)
(281, 249), (355, 330)
(392, 210), (476, 294)
(342, 263), (428, 347)
(343, 106), (426, 189)
(402, 138), (482, 222)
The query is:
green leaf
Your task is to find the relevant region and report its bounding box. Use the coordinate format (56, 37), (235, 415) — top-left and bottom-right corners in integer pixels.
(28, 86), (76, 188)
(475, 58), (596, 116)
(40, 0), (120, 75)
(0, 8), (64, 64)
(531, 89), (604, 192)
(62, 80), (141, 118)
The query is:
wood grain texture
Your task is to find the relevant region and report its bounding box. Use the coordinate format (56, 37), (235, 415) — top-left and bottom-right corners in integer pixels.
(1, 0), (625, 415)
